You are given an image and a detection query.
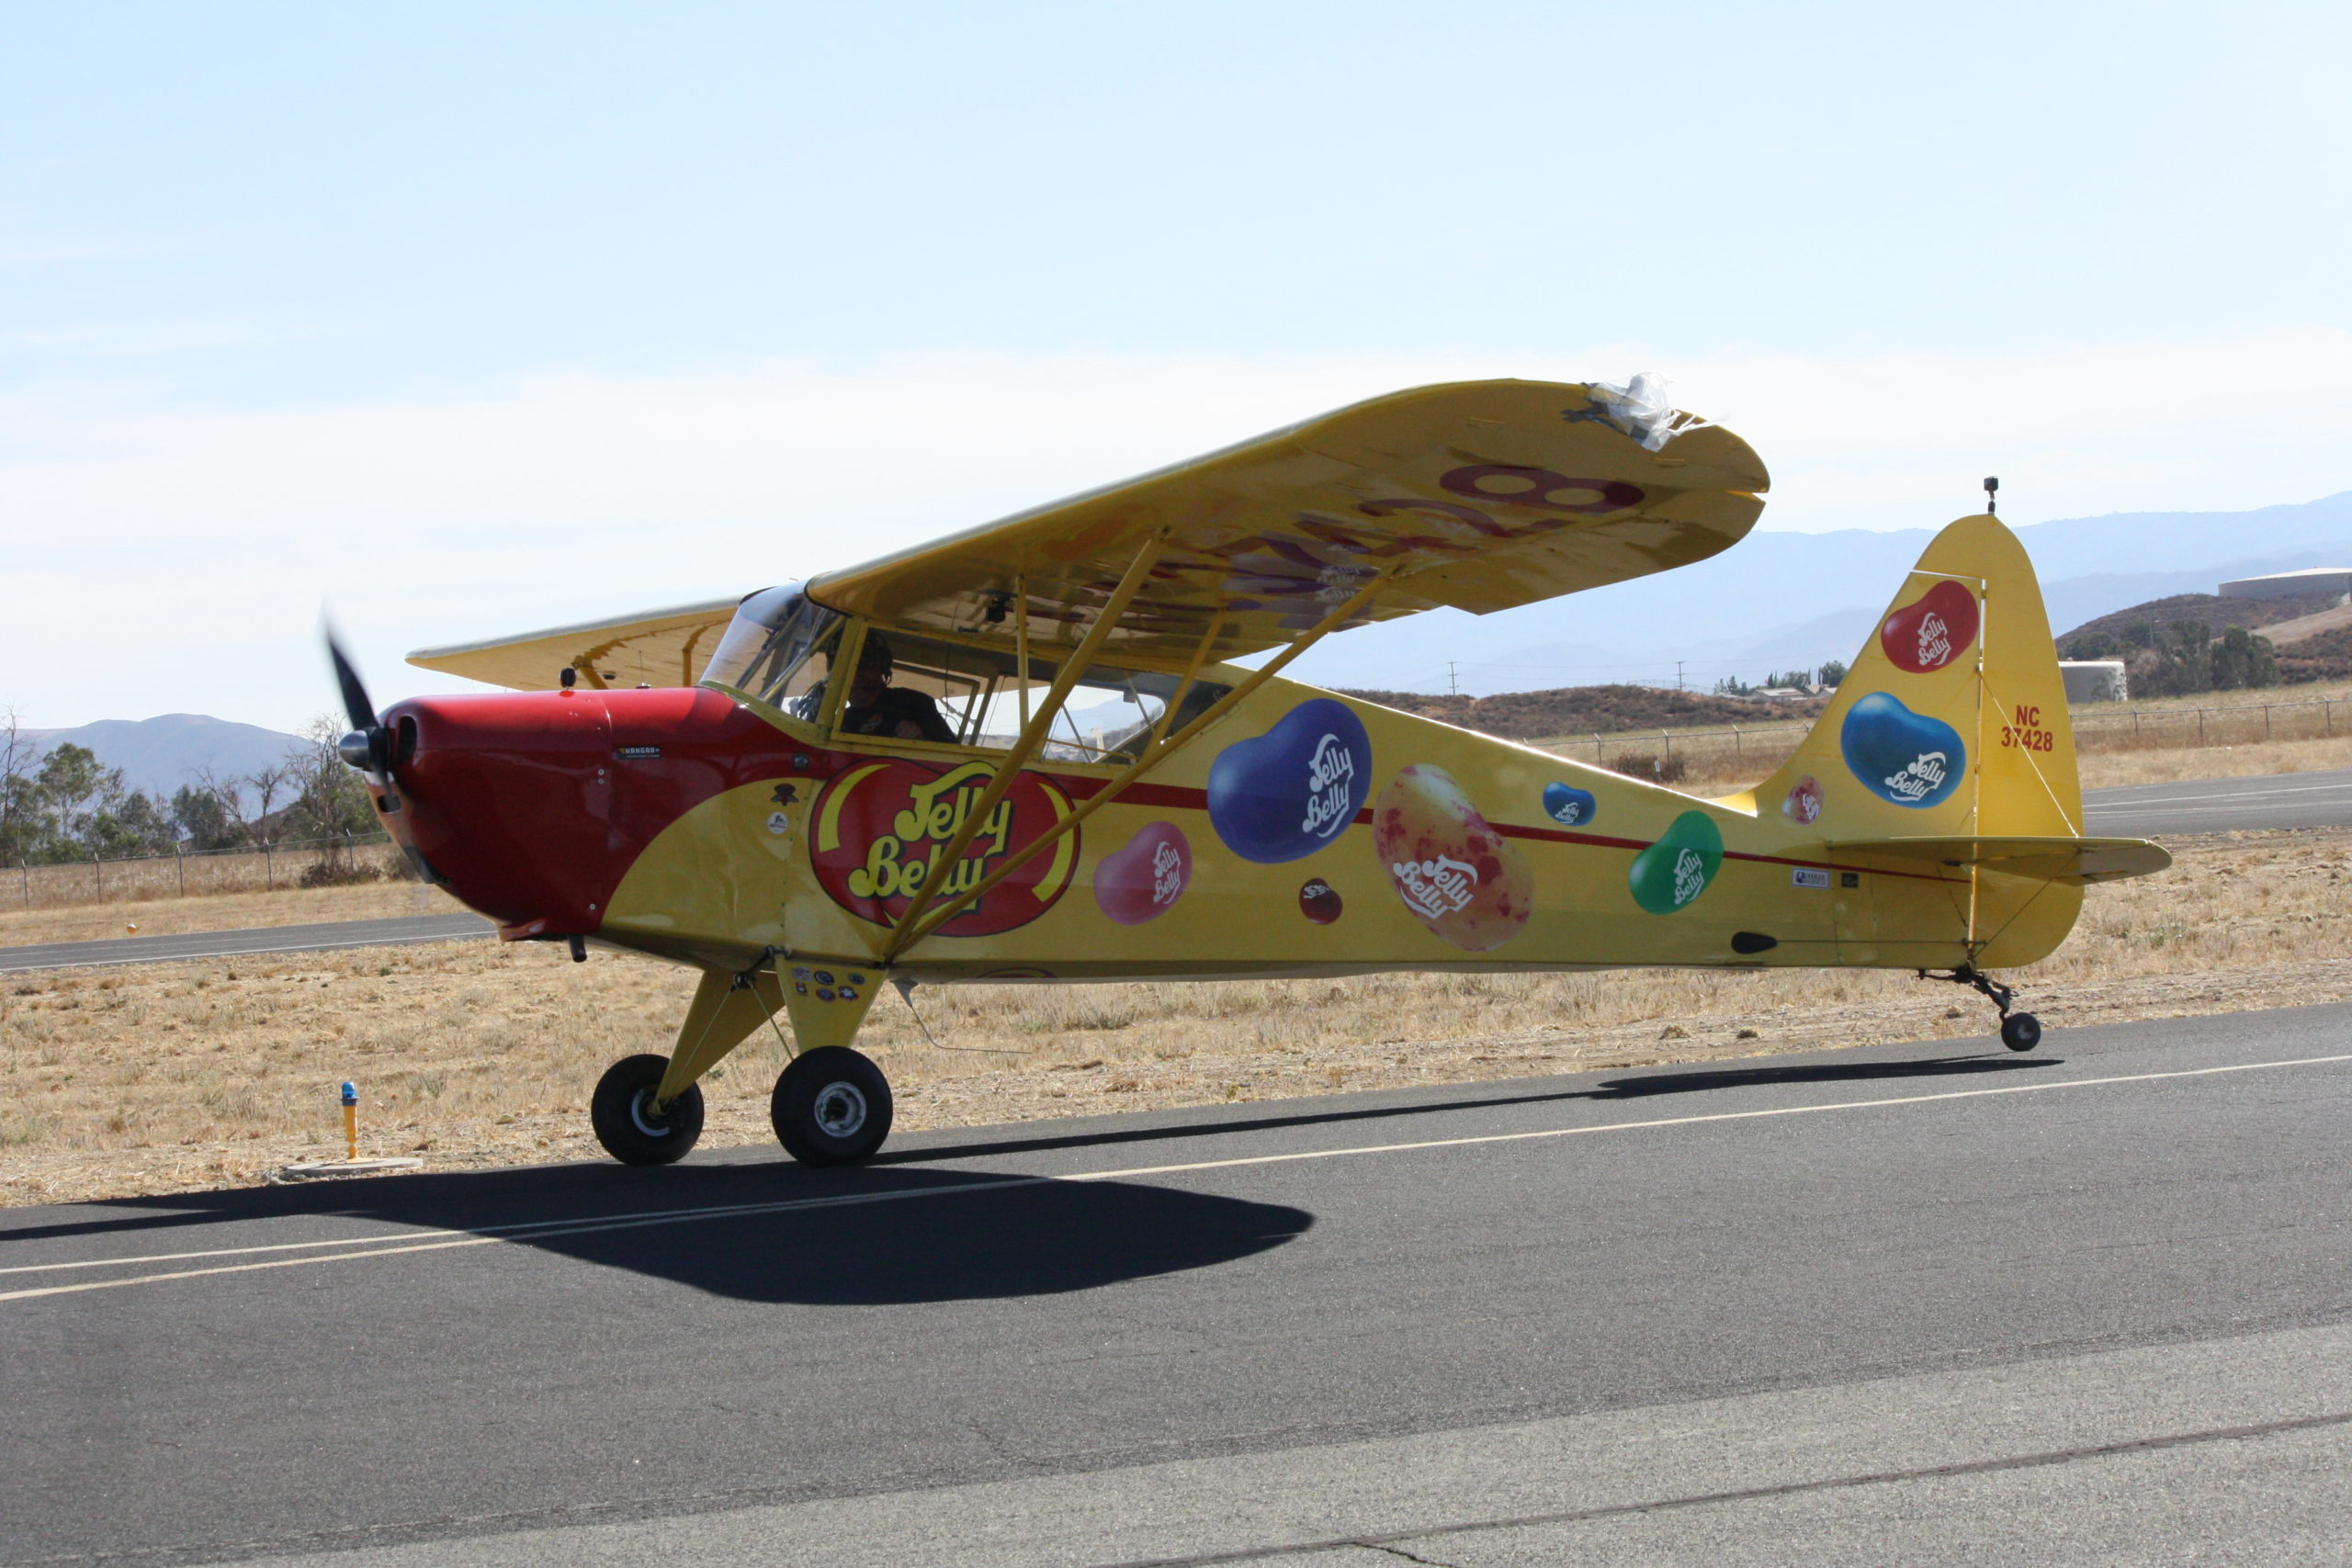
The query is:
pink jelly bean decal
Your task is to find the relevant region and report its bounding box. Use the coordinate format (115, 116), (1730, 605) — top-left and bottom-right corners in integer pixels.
(1782, 774), (1823, 825)
(1093, 822), (1192, 925)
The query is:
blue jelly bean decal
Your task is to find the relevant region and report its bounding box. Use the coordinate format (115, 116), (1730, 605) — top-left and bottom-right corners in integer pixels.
(1206, 698), (1372, 863)
(1542, 783), (1598, 827)
(1840, 692), (1966, 808)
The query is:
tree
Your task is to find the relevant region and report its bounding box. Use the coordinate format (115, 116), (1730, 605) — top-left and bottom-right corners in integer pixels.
(1815, 660), (1847, 689)
(0, 706), (40, 866)
(170, 782), (246, 852)
(2210, 626), (2278, 691)
(285, 716), (378, 842)
(34, 745), (113, 852)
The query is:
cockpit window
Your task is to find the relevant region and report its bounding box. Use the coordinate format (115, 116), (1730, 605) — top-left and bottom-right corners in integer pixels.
(825, 626), (1227, 761)
(699, 584), (846, 716)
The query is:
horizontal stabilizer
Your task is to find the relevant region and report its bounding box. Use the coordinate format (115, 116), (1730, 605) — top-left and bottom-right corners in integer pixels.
(1825, 835), (2172, 886)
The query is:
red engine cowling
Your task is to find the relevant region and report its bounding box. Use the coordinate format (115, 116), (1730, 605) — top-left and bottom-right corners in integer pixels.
(383, 687), (808, 937)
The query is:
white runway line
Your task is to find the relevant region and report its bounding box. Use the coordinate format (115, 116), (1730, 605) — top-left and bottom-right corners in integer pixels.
(7, 1050), (2349, 1306)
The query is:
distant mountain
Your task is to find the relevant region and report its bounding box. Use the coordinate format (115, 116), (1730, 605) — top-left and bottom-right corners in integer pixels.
(1278, 491), (2352, 696)
(20, 714), (304, 799)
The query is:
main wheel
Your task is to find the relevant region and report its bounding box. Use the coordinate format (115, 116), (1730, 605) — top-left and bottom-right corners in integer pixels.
(772, 1047), (893, 1167)
(590, 1053), (706, 1166)
(2000, 1012), (2043, 1052)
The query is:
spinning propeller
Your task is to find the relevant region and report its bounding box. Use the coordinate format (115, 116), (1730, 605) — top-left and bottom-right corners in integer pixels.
(326, 625), (393, 781)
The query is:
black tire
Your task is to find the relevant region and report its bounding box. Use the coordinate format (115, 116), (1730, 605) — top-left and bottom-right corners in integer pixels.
(589, 1054), (705, 1166)
(2000, 1012), (2043, 1053)
(772, 1047), (893, 1167)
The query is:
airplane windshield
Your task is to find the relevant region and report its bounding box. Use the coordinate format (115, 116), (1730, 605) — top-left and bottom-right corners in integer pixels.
(699, 585), (845, 713)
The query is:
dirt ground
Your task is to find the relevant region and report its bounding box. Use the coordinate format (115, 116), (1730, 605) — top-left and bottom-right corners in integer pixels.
(5, 824), (2346, 1208)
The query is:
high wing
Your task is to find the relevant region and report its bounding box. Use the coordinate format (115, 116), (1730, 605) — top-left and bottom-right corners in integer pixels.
(408, 378), (1766, 689)
(408, 597), (738, 692)
(807, 378), (1767, 667)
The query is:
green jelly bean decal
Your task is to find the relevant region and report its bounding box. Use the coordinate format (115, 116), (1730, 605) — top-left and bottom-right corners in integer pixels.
(1629, 810), (1724, 915)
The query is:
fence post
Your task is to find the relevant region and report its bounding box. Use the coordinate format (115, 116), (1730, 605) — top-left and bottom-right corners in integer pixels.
(2265, 705), (2272, 741)
(1592, 732), (1603, 766)
(2198, 708), (2206, 747)
(93, 852), (102, 900)
(264, 841), (273, 887)
(17, 862), (26, 909)
(176, 843), (185, 897)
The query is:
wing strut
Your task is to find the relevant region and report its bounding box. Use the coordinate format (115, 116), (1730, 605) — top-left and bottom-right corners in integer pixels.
(886, 566), (1397, 959)
(881, 535), (1170, 951)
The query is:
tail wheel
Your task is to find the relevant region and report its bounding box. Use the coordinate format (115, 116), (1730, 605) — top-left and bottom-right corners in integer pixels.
(2000, 1012), (2043, 1052)
(590, 1054), (706, 1166)
(772, 1046), (893, 1168)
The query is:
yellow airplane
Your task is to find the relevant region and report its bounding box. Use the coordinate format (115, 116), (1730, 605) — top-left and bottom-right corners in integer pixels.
(328, 378), (2168, 1168)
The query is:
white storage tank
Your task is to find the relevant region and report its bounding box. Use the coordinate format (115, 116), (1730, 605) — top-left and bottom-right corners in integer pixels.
(2218, 569), (2352, 600)
(2059, 660), (2129, 704)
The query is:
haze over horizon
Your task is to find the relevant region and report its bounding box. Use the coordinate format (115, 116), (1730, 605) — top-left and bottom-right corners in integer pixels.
(6, 2), (2349, 729)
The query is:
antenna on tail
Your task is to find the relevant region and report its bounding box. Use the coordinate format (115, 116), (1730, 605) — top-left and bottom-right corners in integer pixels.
(1984, 476), (1999, 515)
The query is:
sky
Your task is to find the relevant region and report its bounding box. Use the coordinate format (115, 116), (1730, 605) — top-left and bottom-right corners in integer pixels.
(6, 1), (2350, 730)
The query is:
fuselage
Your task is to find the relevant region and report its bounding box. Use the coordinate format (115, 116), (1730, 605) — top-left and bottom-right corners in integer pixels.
(379, 666), (2059, 987)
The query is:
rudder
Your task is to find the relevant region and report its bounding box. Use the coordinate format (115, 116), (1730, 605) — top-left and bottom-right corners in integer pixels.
(1760, 513), (2084, 966)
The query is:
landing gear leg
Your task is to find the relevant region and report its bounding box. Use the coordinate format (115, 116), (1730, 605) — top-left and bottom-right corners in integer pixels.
(1918, 964), (2041, 1052)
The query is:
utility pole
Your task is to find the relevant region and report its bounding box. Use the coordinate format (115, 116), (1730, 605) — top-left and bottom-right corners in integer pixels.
(1447, 661), (1460, 696)
(1676, 660), (1685, 692)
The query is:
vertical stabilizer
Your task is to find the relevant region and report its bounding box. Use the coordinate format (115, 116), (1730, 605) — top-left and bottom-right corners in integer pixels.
(1759, 513), (2082, 966)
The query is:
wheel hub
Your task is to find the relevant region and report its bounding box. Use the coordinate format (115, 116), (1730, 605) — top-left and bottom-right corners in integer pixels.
(812, 1081), (867, 1139)
(628, 1087), (675, 1139)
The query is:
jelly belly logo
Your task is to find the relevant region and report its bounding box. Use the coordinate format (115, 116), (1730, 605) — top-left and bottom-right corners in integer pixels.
(1392, 855), (1477, 920)
(1206, 697), (1373, 863)
(1879, 581), (1979, 674)
(1840, 693), (1967, 809)
(810, 760), (1076, 935)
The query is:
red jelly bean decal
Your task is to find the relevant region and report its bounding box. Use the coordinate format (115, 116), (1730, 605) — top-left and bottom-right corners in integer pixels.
(1298, 876), (1343, 924)
(1879, 581), (1979, 674)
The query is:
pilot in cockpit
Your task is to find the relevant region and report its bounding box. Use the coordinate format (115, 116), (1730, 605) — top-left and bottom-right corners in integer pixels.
(839, 635), (957, 744)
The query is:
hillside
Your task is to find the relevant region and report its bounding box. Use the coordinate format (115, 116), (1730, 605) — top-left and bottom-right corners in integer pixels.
(19, 714), (303, 798)
(2278, 626), (2352, 683)
(2056, 591), (2344, 657)
(1337, 684), (1829, 740)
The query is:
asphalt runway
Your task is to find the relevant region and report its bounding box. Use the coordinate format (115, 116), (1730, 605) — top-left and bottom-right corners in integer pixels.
(5, 770), (2345, 977)
(0, 911), (492, 974)
(2080, 767), (2352, 837)
(6, 1004), (2350, 1565)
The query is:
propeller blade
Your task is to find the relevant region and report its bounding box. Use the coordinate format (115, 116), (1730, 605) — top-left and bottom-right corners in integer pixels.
(325, 627), (378, 735)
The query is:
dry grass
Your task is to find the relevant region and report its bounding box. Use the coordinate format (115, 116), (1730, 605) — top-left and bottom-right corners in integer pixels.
(6, 826), (2348, 1207)
(0, 880), (466, 948)
(2074, 734), (2352, 789)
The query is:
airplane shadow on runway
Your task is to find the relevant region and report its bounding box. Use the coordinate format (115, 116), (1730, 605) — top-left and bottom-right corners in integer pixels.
(38, 1163), (1312, 1305)
(32, 1054), (2053, 1302)
(875, 1051), (2064, 1164)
